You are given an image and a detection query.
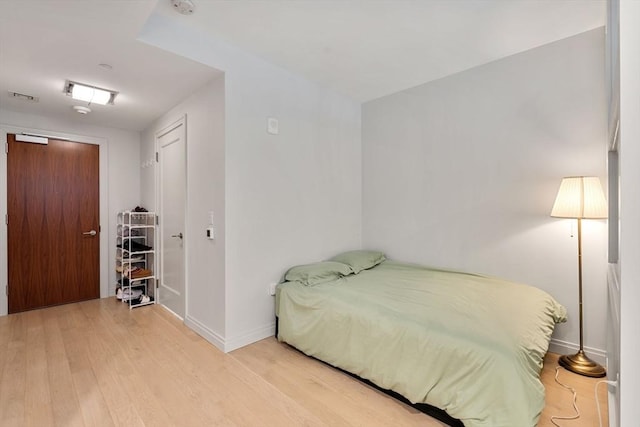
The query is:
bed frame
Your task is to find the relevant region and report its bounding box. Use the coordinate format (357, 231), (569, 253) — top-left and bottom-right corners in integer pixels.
(275, 317), (463, 427)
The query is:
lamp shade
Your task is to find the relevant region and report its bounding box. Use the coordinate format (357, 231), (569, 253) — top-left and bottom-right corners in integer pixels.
(551, 176), (607, 219)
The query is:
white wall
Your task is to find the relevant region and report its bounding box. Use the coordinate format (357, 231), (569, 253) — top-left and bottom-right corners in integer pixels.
(141, 75), (226, 343)
(139, 13), (362, 351)
(0, 108), (141, 314)
(222, 56), (362, 350)
(362, 29), (608, 358)
(618, 1), (640, 424)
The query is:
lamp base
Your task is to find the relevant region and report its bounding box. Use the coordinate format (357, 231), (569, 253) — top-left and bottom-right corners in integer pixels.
(559, 350), (606, 378)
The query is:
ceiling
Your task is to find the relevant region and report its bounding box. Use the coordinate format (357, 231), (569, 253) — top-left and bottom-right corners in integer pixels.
(154, 0), (606, 102)
(0, 1), (605, 132)
(0, 0), (220, 132)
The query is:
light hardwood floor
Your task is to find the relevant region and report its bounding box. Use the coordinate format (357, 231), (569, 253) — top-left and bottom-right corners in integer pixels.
(0, 299), (608, 426)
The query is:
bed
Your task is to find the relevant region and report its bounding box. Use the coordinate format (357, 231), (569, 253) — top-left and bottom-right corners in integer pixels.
(275, 250), (567, 427)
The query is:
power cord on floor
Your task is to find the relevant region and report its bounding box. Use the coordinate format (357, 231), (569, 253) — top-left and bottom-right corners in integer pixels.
(595, 377), (617, 427)
(551, 367), (580, 426)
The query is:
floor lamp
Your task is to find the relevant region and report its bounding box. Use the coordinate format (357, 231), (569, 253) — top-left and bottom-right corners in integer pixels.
(551, 176), (607, 378)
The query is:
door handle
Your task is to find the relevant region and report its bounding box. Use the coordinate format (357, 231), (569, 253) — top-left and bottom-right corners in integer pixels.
(171, 232), (183, 239)
(83, 230), (97, 236)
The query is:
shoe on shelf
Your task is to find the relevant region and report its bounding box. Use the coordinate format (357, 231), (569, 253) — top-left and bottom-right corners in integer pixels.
(121, 288), (143, 301)
(121, 240), (152, 252)
(130, 267), (152, 279)
(124, 266), (152, 279)
(116, 287), (123, 300)
(121, 229), (142, 237)
(117, 255), (144, 262)
(140, 294), (151, 304)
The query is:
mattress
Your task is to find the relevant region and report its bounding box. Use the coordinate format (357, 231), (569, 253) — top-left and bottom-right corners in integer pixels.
(276, 260), (566, 427)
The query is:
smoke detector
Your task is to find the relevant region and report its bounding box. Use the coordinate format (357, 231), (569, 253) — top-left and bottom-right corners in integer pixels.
(171, 0), (195, 15)
(73, 106), (91, 115)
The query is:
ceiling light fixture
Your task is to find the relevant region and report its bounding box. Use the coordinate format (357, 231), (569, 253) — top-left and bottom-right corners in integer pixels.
(64, 80), (117, 105)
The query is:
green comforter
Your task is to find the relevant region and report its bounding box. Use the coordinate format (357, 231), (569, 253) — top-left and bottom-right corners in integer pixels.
(276, 261), (566, 427)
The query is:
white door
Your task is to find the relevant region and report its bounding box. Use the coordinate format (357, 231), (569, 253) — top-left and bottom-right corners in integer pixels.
(157, 119), (186, 319)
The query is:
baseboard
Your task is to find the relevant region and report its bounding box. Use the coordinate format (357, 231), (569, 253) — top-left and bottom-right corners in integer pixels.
(549, 338), (607, 366)
(184, 315), (226, 352)
(184, 316), (276, 354)
(224, 322), (276, 353)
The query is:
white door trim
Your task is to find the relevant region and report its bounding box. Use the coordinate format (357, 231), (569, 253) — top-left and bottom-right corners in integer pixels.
(0, 124), (109, 316)
(155, 116), (188, 320)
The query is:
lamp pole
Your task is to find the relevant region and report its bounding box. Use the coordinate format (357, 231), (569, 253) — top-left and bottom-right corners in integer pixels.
(558, 217), (606, 377)
(577, 217), (584, 352)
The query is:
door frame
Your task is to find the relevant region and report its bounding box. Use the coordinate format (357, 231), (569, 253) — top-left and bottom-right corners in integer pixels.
(0, 125), (109, 316)
(155, 116), (188, 320)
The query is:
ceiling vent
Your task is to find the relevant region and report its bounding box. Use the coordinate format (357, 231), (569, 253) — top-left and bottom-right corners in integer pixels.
(8, 91), (39, 103)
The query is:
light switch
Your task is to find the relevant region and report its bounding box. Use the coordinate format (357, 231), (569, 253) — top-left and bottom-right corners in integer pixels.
(267, 117), (279, 135)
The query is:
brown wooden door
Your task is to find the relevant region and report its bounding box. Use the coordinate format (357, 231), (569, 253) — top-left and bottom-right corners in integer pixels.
(7, 134), (100, 313)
